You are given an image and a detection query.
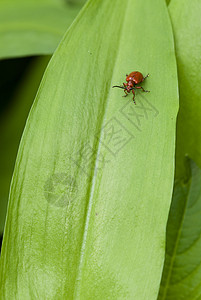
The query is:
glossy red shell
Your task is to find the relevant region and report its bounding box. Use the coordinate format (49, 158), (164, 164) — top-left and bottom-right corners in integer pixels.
(126, 71), (143, 84)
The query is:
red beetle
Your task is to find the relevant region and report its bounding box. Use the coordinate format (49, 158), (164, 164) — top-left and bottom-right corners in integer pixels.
(113, 71), (150, 104)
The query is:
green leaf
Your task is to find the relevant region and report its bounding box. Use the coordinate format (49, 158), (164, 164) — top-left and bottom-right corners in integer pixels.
(0, 1), (84, 59)
(0, 0), (178, 298)
(158, 2), (201, 298)
(0, 56), (50, 234)
(168, 0), (201, 180)
(158, 159), (201, 299)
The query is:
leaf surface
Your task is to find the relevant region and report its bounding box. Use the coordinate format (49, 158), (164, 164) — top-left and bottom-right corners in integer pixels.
(168, 0), (201, 180)
(0, 1), (83, 58)
(0, 0), (178, 298)
(0, 56), (50, 233)
(158, 160), (201, 299)
(158, 2), (201, 298)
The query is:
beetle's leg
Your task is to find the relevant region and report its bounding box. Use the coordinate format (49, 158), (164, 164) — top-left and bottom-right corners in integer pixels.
(142, 73), (149, 81)
(122, 83), (128, 97)
(135, 86), (150, 93)
(132, 90), (136, 104)
(123, 90), (128, 97)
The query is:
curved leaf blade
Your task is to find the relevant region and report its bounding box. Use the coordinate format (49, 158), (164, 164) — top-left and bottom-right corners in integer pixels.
(0, 2), (83, 58)
(168, 0), (201, 180)
(158, 159), (201, 299)
(0, 0), (178, 298)
(158, 2), (201, 299)
(0, 56), (50, 233)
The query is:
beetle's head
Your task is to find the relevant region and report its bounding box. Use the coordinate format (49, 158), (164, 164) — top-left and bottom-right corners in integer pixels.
(127, 81), (133, 90)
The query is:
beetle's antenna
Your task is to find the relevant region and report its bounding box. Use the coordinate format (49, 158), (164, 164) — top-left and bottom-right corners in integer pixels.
(112, 85), (125, 89)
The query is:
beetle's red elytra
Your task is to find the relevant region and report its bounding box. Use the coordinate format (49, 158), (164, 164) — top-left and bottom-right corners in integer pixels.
(112, 71), (150, 104)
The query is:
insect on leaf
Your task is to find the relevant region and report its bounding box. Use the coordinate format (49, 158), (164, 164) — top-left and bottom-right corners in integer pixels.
(0, 0), (178, 298)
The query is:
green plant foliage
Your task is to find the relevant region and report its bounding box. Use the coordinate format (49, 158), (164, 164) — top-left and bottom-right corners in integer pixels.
(0, 1), (84, 58)
(0, 56), (50, 234)
(158, 159), (201, 299)
(0, 0), (178, 298)
(158, 1), (201, 298)
(168, 0), (201, 180)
